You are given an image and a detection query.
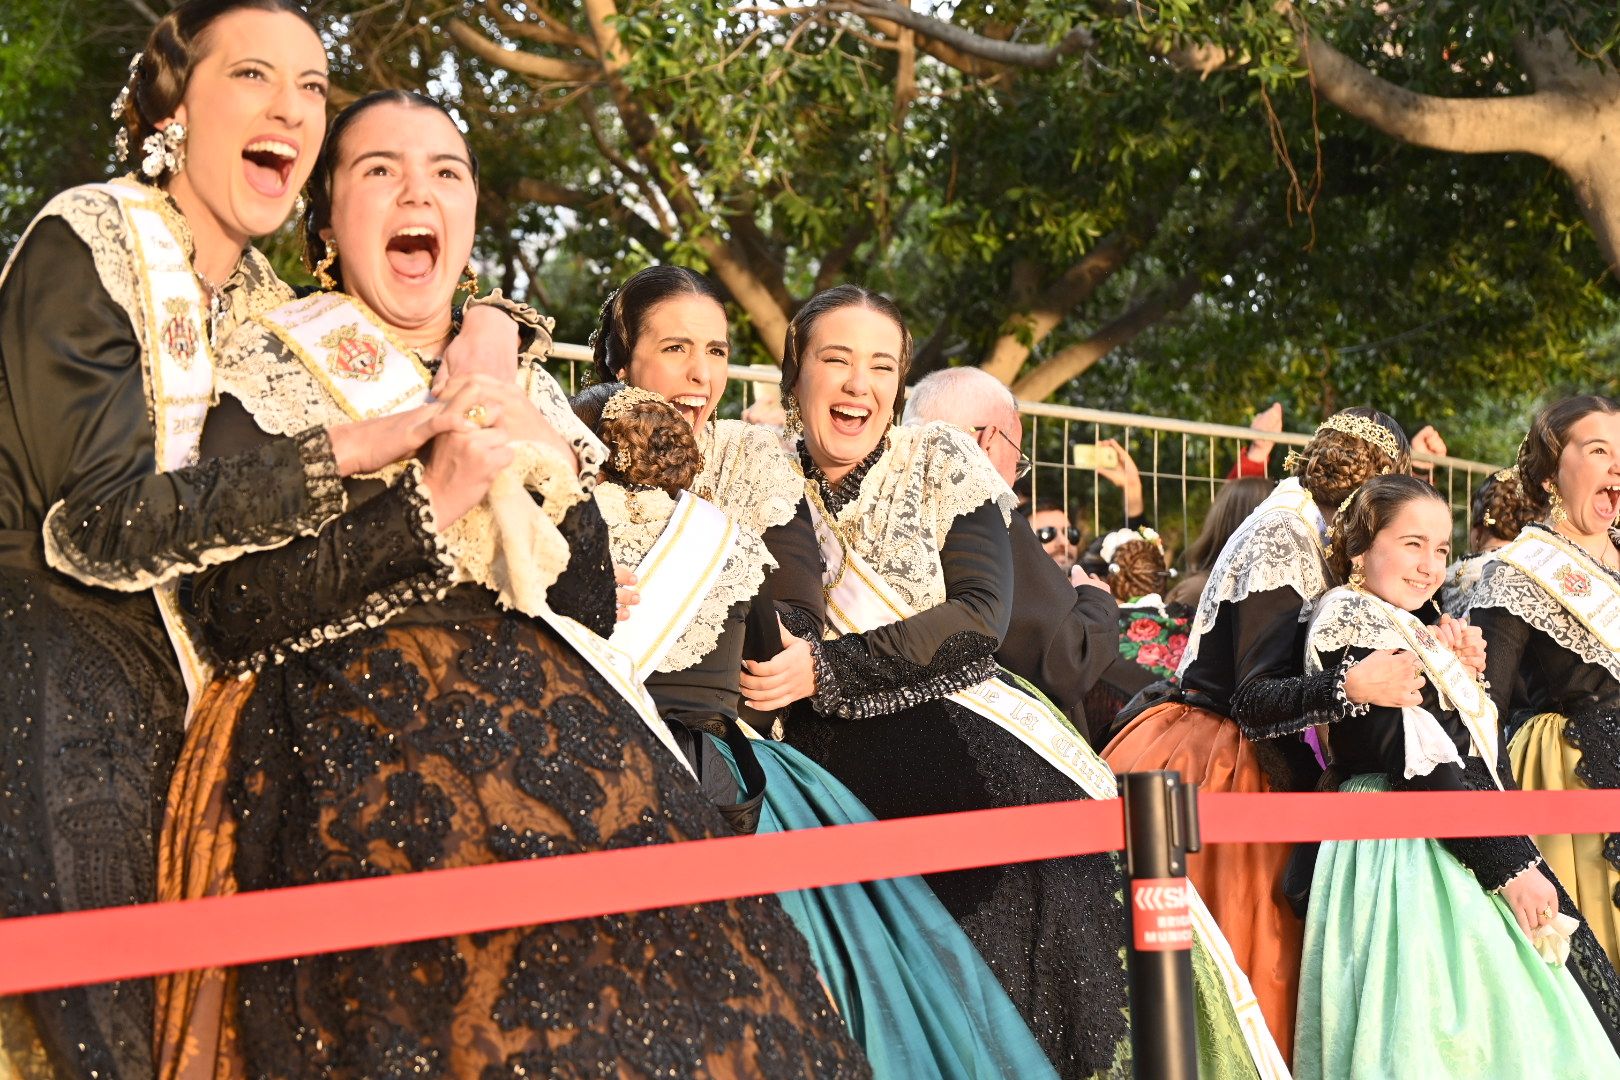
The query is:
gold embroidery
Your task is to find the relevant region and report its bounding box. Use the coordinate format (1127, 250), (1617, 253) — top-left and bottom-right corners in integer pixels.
(319, 323), (388, 381)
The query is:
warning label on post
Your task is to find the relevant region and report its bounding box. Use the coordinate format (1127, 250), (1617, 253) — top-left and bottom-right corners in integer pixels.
(1131, 876), (1193, 952)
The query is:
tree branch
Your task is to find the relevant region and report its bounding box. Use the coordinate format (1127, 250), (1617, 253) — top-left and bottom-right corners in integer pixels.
(502, 0), (597, 56)
(845, 1), (1093, 71)
(446, 18), (598, 83)
(1010, 272), (1202, 400)
(980, 232), (1137, 382)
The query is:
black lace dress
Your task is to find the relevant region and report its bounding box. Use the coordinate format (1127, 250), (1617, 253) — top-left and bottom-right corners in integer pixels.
(782, 445), (1130, 1080)
(0, 210), (337, 1079)
(160, 398), (868, 1079)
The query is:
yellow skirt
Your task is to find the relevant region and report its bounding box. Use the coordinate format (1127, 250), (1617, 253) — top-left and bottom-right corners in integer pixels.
(1510, 712), (1620, 968)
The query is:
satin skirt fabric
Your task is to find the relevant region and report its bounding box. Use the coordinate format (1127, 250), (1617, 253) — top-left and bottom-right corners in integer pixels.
(718, 734), (1060, 1080)
(1295, 774), (1620, 1079)
(1103, 701), (1302, 1062)
(1511, 711), (1620, 967)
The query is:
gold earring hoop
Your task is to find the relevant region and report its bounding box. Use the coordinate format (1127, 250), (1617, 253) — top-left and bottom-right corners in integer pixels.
(458, 262), (479, 297)
(314, 239), (339, 291)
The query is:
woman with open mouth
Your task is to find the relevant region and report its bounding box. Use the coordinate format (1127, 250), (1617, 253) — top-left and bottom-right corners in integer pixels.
(0, 3), (531, 1075)
(1295, 473), (1620, 1077)
(580, 277), (1055, 1080)
(153, 90), (868, 1079)
(1472, 395), (1620, 970)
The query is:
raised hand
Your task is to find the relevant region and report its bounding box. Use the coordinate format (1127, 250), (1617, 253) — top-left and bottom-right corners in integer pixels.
(1344, 648), (1426, 709)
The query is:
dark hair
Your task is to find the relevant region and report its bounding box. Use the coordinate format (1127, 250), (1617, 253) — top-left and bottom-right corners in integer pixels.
(1516, 395), (1620, 513)
(1181, 477), (1272, 575)
(1109, 537), (1170, 602)
(1325, 473), (1448, 583)
(1292, 406), (1411, 510)
(119, 0), (319, 181)
(781, 284), (914, 421)
(590, 266), (729, 384)
(302, 90), (480, 287)
(1469, 470), (1537, 547)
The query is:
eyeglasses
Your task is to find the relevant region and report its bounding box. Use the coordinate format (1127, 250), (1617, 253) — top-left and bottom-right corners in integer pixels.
(1036, 525), (1082, 545)
(972, 426), (1033, 480)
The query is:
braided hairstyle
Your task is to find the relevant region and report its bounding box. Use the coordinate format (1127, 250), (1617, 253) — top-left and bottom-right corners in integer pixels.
(589, 266), (728, 385)
(1326, 473), (1446, 584)
(1109, 538), (1170, 603)
(1293, 406), (1411, 510)
(1515, 394), (1620, 515)
(586, 390), (702, 495)
(115, 0), (318, 183)
(1468, 470), (1537, 549)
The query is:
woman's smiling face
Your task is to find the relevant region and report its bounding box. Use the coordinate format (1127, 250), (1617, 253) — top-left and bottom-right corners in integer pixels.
(793, 303), (903, 482)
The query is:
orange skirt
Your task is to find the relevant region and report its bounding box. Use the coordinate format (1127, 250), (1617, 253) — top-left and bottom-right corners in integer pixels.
(1104, 700), (1302, 1064)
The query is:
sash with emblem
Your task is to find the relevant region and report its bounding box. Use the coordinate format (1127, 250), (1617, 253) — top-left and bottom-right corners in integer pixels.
(1497, 529), (1620, 656)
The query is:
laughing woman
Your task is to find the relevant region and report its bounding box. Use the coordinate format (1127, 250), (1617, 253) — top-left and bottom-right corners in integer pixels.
(578, 276), (1057, 1080)
(0, 3), (493, 1074)
(1296, 473), (1620, 1076)
(1471, 396), (1620, 968)
(154, 91), (866, 1079)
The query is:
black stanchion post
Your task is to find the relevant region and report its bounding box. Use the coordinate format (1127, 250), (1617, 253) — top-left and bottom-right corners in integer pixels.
(1122, 770), (1201, 1080)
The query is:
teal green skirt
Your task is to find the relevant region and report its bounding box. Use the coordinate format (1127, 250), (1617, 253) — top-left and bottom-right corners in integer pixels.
(1295, 774), (1620, 1079)
(716, 735), (1059, 1080)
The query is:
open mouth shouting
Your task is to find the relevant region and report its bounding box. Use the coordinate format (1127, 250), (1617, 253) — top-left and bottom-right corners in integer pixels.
(386, 226), (440, 284)
(669, 394), (708, 428)
(1595, 485), (1620, 522)
(242, 137), (299, 198)
(829, 402), (872, 437)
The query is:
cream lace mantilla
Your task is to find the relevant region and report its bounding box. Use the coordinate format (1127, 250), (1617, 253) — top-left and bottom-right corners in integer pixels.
(693, 418), (802, 535)
(596, 481), (775, 673)
(216, 302), (603, 617)
(1179, 477), (1330, 675)
(1469, 535), (1620, 684)
(810, 421), (1016, 615)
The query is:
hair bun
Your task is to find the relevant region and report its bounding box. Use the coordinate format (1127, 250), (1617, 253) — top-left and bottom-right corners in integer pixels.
(596, 388), (701, 494)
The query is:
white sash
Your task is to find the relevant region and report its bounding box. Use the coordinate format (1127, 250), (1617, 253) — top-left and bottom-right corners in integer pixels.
(812, 502), (1117, 800)
(609, 491), (738, 681)
(1497, 530), (1620, 653)
(808, 496), (1290, 1076)
(84, 184), (218, 711)
(256, 292), (434, 419)
(261, 294), (692, 777)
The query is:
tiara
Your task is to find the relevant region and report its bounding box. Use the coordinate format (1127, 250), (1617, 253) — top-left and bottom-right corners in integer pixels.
(600, 384), (672, 424)
(1315, 413), (1400, 459)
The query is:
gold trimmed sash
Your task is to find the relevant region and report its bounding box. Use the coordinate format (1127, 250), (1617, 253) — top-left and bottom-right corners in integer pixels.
(255, 293), (433, 419)
(609, 491), (738, 681)
(1497, 530), (1620, 654)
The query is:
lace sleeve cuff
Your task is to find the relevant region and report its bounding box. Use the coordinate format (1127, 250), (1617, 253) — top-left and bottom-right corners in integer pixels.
(466, 288), (555, 357)
(1481, 850), (1545, 894)
(1232, 656), (1363, 741)
(809, 629), (999, 720)
(295, 425), (346, 519)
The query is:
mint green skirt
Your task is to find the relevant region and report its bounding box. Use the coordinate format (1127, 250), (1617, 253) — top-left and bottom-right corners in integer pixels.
(1295, 774), (1620, 1079)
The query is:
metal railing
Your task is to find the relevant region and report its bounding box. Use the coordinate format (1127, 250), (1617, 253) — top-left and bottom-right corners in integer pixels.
(546, 345), (1502, 556)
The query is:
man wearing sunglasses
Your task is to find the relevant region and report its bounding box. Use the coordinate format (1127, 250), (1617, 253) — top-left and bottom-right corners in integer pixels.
(1028, 502), (1081, 571)
(903, 367), (1123, 746)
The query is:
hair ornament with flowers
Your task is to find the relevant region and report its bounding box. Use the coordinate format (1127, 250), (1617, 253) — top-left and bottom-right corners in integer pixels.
(109, 51), (145, 162)
(600, 384), (671, 425)
(1315, 413), (1401, 460)
(1099, 526), (1176, 577)
(1323, 488), (1361, 560)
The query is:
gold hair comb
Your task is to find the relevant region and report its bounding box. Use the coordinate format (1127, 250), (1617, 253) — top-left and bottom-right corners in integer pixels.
(1315, 413), (1400, 459)
(601, 385), (672, 424)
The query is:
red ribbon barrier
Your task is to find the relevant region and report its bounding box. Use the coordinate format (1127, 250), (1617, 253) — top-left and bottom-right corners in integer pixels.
(3, 787), (1620, 996)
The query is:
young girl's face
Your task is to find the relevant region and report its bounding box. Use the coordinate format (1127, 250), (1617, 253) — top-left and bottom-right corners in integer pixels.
(1358, 496), (1453, 611)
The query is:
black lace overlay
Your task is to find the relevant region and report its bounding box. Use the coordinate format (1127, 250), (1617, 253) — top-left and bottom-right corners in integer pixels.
(1555, 871), (1620, 1055)
(542, 496), (616, 636)
(185, 466), (454, 670)
(0, 564), (186, 1078)
(1564, 705), (1620, 910)
(797, 437), (887, 516)
(809, 628), (1000, 720)
(786, 687), (1130, 1079)
(227, 613), (867, 1078)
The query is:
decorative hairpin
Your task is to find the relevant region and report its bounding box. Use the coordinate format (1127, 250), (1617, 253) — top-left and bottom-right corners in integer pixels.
(1315, 413), (1400, 459)
(1324, 488), (1360, 558)
(600, 384), (671, 424)
(1493, 466), (1519, 484)
(1283, 449), (1305, 473)
(110, 51), (144, 162)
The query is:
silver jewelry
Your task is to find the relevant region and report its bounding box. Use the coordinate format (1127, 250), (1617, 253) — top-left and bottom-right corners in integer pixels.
(111, 52), (143, 164)
(141, 121), (187, 179)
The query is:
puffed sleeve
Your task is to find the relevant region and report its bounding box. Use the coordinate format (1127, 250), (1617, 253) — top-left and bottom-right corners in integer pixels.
(183, 394), (453, 669)
(804, 500), (1011, 719)
(0, 218), (345, 590)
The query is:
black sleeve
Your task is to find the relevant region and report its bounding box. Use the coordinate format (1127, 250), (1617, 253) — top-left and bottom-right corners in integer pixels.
(0, 218), (344, 589)
(762, 497), (826, 632)
(806, 501), (1011, 720)
(545, 497), (617, 637)
(996, 511), (1122, 729)
(1471, 603), (1534, 722)
(1228, 588), (1356, 740)
(184, 394), (452, 668)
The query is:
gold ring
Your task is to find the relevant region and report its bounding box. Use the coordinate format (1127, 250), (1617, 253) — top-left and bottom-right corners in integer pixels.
(464, 403), (490, 427)
(1541, 906), (1556, 922)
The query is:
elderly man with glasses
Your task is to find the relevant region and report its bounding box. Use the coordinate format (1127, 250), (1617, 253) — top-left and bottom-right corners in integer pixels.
(903, 366), (1124, 746)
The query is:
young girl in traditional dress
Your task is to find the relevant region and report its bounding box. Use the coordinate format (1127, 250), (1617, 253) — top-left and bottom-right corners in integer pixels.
(1295, 472), (1620, 1077)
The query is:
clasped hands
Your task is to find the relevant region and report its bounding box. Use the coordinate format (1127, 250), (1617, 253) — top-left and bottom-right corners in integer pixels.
(1343, 615), (1486, 709)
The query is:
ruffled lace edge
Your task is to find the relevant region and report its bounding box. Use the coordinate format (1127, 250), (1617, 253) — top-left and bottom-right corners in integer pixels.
(1469, 558), (1620, 682)
(694, 419), (802, 534)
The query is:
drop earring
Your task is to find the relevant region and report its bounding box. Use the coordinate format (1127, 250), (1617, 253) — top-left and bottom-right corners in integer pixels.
(458, 262), (479, 297)
(1548, 484), (1569, 526)
(1349, 562), (1367, 591)
(140, 120), (186, 179)
(784, 396), (803, 438)
(314, 238), (339, 291)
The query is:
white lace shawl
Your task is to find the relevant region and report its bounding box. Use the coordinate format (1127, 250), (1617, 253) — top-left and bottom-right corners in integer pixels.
(1468, 534), (1620, 683)
(1440, 552), (1491, 620)
(816, 421), (1016, 614)
(595, 482), (776, 673)
(214, 311), (605, 608)
(1178, 477), (1331, 675)
(693, 419), (802, 535)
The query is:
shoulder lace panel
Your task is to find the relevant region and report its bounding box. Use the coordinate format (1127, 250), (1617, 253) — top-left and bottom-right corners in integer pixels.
(1469, 559), (1620, 682)
(694, 419), (801, 534)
